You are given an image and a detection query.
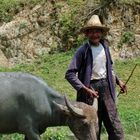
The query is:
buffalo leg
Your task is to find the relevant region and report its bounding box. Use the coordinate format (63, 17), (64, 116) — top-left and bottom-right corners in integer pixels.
(24, 136), (28, 140)
(25, 128), (41, 140)
(18, 116), (40, 140)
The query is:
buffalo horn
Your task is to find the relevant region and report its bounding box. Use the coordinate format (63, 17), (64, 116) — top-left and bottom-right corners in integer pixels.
(64, 96), (85, 118)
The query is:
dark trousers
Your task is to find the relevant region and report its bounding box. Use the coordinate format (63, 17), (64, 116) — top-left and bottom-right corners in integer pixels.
(90, 79), (124, 140)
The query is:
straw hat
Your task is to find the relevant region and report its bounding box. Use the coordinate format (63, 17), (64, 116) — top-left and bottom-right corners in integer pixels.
(80, 15), (109, 33)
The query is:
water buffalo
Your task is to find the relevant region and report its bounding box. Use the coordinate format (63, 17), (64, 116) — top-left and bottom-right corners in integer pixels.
(0, 72), (98, 140)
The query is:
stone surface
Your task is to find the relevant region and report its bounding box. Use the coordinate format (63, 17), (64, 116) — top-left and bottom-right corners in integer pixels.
(0, 1), (139, 67)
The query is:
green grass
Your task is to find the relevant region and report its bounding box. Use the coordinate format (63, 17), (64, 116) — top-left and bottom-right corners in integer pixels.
(114, 58), (140, 139)
(0, 50), (140, 139)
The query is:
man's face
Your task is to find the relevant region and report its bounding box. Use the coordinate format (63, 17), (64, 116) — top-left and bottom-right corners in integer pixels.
(84, 28), (102, 45)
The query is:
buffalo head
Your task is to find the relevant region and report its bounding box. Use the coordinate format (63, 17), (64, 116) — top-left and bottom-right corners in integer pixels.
(54, 96), (98, 140)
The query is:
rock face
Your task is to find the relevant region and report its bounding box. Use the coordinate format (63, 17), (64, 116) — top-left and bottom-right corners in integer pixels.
(0, 1), (62, 66)
(0, 1), (140, 67)
(104, 2), (140, 60)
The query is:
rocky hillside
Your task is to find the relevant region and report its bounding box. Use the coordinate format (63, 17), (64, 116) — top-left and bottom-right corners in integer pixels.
(0, 0), (140, 67)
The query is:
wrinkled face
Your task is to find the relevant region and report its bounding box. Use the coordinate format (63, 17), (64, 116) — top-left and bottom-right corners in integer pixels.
(84, 28), (102, 45)
(68, 117), (98, 140)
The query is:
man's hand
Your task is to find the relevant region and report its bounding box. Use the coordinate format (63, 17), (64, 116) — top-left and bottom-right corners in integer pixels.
(82, 86), (99, 98)
(118, 80), (127, 94)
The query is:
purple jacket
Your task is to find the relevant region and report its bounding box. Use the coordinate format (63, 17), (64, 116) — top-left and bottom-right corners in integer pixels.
(65, 40), (116, 102)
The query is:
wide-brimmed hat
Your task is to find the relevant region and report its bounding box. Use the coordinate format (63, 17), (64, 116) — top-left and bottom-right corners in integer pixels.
(80, 15), (109, 33)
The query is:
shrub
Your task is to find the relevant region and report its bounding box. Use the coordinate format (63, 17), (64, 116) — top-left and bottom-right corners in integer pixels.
(0, 0), (41, 23)
(58, 0), (85, 51)
(117, 31), (135, 49)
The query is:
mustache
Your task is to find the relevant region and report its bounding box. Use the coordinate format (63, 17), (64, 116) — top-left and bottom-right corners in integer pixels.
(91, 36), (101, 39)
(94, 35), (101, 38)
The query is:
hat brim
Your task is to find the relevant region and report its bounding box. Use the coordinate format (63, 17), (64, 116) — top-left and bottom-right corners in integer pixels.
(80, 26), (110, 33)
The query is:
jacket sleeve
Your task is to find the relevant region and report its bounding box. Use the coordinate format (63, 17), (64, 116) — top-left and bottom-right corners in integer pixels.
(65, 47), (85, 91)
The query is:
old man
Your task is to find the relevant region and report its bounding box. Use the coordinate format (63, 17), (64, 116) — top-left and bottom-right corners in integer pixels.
(65, 15), (127, 140)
